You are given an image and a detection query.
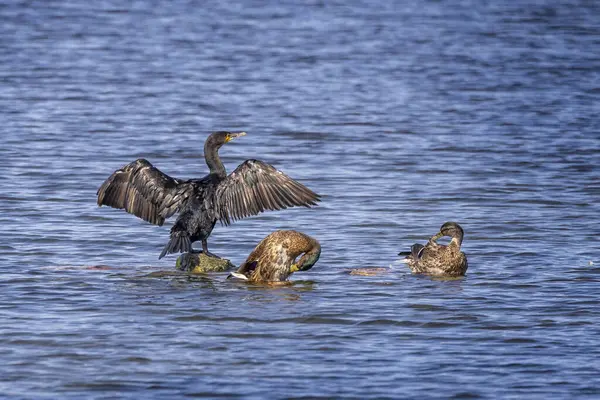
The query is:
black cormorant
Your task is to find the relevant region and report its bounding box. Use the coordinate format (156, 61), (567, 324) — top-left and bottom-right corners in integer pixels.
(97, 131), (320, 259)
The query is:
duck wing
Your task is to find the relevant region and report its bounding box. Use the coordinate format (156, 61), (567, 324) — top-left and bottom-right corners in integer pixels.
(399, 243), (425, 259)
(97, 159), (194, 226)
(411, 243), (426, 260)
(215, 159), (320, 225)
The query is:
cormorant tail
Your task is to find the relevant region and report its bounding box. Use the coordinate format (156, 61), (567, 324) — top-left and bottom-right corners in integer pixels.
(159, 234), (192, 259)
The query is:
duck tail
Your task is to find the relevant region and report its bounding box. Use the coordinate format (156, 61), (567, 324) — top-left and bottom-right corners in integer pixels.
(159, 233), (192, 259)
(411, 244), (425, 260)
(398, 244), (425, 261)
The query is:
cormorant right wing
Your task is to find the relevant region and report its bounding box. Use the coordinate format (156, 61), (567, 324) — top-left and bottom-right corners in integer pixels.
(97, 159), (194, 226)
(215, 159), (320, 225)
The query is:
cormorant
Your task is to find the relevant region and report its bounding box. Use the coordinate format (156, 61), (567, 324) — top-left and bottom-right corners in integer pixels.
(97, 132), (320, 259)
(228, 230), (321, 282)
(399, 222), (468, 276)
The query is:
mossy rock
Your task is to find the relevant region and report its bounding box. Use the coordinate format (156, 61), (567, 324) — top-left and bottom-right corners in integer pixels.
(176, 252), (236, 273)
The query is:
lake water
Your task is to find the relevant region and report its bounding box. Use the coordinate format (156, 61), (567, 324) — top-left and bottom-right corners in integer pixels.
(1, 0), (599, 398)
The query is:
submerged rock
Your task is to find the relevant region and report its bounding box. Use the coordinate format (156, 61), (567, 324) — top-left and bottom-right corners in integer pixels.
(176, 252), (236, 273)
(348, 267), (391, 276)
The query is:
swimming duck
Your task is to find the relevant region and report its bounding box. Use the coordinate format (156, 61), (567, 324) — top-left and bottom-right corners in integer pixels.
(399, 222), (468, 276)
(97, 131), (320, 259)
(229, 230), (321, 283)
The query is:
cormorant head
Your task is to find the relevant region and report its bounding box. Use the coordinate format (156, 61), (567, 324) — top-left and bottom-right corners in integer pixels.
(438, 221), (464, 245)
(206, 131), (246, 149)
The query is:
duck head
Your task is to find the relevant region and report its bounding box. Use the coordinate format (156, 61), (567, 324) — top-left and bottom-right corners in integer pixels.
(431, 222), (464, 246)
(290, 241), (321, 273)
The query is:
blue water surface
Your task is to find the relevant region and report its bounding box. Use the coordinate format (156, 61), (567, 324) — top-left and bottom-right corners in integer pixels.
(1, 0), (599, 399)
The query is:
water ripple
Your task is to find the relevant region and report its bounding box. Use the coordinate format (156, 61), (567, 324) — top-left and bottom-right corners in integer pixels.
(1, 0), (600, 399)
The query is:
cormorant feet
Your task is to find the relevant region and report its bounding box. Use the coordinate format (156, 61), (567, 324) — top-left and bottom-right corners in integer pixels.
(202, 250), (222, 259)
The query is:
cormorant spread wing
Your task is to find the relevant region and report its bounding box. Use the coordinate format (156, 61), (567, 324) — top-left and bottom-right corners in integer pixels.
(215, 159), (320, 225)
(97, 159), (193, 226)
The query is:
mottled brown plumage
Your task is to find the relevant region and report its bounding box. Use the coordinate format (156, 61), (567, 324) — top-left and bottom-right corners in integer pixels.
(96, 132), (320, 259)
(230, 230), (321, 283)
(400, 222), (468, 276)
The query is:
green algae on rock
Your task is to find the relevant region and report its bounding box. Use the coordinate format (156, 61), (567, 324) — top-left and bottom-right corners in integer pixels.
(176, 252), (236, 273)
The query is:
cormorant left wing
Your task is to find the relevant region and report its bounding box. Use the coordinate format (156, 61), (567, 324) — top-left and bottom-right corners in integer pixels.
(97, 159), (193, 226)
(215, 159), (320, 225)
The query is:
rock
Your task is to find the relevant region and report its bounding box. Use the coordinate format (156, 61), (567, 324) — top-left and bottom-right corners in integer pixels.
(348, 267), (391, 276)
(175, 252), (236, 273)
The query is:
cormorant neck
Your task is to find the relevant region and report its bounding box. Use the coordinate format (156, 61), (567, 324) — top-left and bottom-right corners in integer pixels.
(204, 140), (226, 178)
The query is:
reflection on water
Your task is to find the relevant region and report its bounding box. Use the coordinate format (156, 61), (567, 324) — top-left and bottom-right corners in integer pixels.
(1, 0), (600, 398)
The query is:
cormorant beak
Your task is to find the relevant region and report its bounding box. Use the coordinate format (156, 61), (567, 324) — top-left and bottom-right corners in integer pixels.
(225, 131), (247, 143)
(290, 263), (300, 273)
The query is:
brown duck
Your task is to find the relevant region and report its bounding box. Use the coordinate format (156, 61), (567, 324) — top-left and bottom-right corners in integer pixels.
(229, 230), (321, 283)
(399, 222), (468, 276)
